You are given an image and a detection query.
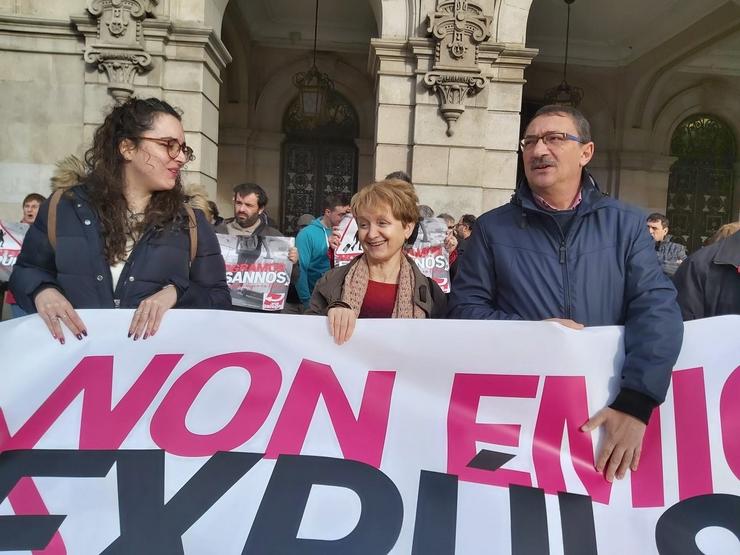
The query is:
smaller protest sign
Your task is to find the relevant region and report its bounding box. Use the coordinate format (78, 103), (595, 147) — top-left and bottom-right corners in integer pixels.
(0, 220), (29, 282)
(406, 217), (450, 292)
(334, 213), (363, 267)
(218, 234), (295, 311)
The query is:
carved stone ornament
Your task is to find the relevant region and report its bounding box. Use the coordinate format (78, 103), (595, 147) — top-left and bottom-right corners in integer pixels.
(84, 0), (158, 103)
(424, 0), (492, 136)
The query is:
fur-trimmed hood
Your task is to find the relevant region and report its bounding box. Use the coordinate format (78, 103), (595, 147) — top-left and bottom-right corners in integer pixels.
(50, 154), (213, 221)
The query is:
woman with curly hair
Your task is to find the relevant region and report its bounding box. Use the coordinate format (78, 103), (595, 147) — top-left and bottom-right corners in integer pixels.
(10, 97), (230, 343)
(307, 179), (447, 344)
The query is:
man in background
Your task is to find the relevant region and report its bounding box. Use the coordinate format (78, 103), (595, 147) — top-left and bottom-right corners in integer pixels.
(646, 213), (686, 276)
(295, 193), (351, 308)
(4, 193), (46, 318)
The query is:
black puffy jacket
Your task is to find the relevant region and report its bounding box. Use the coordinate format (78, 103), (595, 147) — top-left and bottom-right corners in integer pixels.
(10, 184), (231, 311)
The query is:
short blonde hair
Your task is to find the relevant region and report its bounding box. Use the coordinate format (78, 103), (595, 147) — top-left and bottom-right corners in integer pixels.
(706, 222), (740, 245)
(351, 179), (419, 225)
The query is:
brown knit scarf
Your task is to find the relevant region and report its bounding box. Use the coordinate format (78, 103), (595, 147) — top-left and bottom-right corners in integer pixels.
(340, 255), (426, 319)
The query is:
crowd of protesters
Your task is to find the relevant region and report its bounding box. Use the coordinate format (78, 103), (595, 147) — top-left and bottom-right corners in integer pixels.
(2, 97), (738, 484)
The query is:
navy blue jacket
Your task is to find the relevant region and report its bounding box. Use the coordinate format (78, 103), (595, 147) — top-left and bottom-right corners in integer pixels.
(10, 185), (231, 311)
(448, 173), (683, 415)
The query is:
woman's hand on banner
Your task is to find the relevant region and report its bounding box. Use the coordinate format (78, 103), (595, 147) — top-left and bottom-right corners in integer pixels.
(34, 287), (88, 344)
(128, 285), (178, 340)
(288, 247), (299, 264)
(327, 306), (357, 345)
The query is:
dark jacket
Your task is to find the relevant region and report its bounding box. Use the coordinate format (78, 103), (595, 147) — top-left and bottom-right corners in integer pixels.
(10, 185), (231, 311)
(655, 235), (687, 276)
(673, 231), (740, 320)
(306, 254), (447, 318)
(448, 172), (683, 418)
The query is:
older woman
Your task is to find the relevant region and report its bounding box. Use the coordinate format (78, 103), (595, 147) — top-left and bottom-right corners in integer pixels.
(307, 179), (446, 344)
(10, 97), (230, 343)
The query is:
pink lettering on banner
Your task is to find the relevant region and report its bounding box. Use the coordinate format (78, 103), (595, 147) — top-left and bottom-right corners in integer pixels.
(0, 353), (182, 554)
(533, 376), (612, 504)
(447, 374), (539, 487)
(630, 407), (665, 508)
(9, 478), (67, 555)
(265, 359), (395, 468)
(673, 367), (714, 500)
(151, 352), (281, 456)
(0, 354), (182, 451)
(720, 365), (740, 479)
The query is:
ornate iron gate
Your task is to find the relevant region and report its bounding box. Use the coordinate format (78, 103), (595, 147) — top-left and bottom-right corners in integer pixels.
(667, 115), (736, 252)
(280, 91), (359, 235)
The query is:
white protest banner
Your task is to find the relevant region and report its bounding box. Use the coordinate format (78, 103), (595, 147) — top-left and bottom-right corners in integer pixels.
(407, 217), (451, 292)
(218, 234), (294, 311)
(0, 312), (738, 554)
(0, 221), (29, 282)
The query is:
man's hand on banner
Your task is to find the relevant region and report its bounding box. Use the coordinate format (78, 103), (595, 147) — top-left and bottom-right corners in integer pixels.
(288, 247), (299, 264)
(128, 285), (178, 340)
(581, 407), (646, 482)
(34, 287), (88, 344)
(327, 306), (357, 345)
(546, 318), (585, 330)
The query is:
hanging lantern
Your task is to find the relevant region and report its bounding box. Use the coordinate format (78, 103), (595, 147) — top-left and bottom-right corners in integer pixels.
(544, 0), (584, 107)
(292, 0), (334, 125)
(293, 64), (334, 123)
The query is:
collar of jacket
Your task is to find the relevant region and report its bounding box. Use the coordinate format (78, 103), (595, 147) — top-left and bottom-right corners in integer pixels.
(713, 230), (740, 268)
(511, 170), (608, 216)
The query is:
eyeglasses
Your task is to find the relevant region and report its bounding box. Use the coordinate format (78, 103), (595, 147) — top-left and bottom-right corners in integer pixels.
(137, 137), (195, 162)
(519, 132), (586, 151)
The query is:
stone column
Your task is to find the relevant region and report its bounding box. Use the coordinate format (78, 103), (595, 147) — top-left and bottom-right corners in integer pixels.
(615, 152), (677, 214)
(370, 0), (535, 217)
(72, 0), (232, 199)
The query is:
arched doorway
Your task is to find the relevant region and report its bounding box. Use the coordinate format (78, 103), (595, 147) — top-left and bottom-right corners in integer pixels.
(280, 91), (359, 235)
(667, 114), (736, 252)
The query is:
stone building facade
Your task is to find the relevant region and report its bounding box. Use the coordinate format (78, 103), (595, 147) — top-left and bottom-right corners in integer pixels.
(1, 0), (738, 246)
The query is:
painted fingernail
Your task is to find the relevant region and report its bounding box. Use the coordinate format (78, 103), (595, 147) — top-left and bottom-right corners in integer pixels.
(133, 334), (139, 341)
(128, 331), (133, 338)
(142, 333), (148, 340)
(76, 334), (83, 340)
(82, 330), (88, 337)
(59, 338), (65, 345)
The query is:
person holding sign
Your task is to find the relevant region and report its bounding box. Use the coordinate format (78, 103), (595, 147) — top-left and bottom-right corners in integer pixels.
(10, 97), (230, 343)
(307, 179), (447, 344)
(449, 105), (683, 483)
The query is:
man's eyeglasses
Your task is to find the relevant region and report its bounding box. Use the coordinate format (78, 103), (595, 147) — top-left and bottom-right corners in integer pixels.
(137, 137), (195, 162)
(519, 132), (586, 151)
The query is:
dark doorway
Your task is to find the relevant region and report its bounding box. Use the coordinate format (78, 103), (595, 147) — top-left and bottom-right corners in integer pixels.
(280, 91), (359, 235)
(667, 114), (736, 252)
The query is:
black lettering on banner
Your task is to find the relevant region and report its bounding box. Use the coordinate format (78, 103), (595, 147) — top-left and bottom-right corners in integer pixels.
(102, 450), (262, 554)
(0, 450), (262, 554)
(0, 449), (117, 551)
(655, 494), (740, 555)
(558, 492), (597, 555)
(411, 471), (458, 555)
(244, 454), (403, 554)
(510, 484), (550, 555)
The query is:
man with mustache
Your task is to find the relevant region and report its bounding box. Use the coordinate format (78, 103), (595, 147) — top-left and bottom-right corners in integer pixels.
(449, 105), (683, 483)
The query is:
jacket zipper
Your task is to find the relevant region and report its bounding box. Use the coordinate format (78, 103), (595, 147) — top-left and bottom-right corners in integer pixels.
(559, 237), (572, 319)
